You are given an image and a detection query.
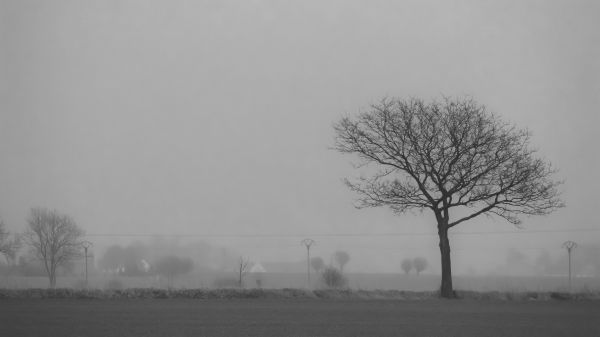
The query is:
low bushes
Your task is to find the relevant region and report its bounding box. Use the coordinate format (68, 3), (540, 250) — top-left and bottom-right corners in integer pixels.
(0, 288), (315, 300)
(0, 288), (598, 300)
(321, 267), (347, 289)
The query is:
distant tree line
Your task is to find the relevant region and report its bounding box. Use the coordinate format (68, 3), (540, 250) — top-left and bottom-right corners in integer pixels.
(0, 207), (199, 289)
(309, 250), (351, 288)
(401, 257), (428, 275)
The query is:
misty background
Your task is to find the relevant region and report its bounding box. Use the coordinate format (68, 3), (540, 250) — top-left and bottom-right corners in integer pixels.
(1, 0), (599, 284)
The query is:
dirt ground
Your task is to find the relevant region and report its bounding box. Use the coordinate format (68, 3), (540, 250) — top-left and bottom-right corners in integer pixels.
(1, 298), (599, 337)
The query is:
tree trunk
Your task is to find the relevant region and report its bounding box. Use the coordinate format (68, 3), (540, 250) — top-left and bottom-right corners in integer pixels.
(49, 269), (56, 288)
(438, 226), (454, 298)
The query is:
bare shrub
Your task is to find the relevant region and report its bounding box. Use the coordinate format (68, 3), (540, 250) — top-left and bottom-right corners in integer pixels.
(321, 266), (347, 288)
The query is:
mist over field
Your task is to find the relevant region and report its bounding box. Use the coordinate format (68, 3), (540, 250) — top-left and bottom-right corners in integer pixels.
(1, 0), (599, 293)
(2, 235), (599, 293)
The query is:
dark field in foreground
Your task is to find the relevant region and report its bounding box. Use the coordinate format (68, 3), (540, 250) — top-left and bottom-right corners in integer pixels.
(2, 299), (600, 337)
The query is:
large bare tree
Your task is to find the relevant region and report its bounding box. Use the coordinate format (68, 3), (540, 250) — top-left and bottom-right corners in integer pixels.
(23, 208), (84, 288)
(334, 97), (563, 297)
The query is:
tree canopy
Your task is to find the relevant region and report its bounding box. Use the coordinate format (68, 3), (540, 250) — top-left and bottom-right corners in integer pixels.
(333, 251), (350, 272)
(413, 257), (428, 275)
(154, 255), (193, 288)
(23, 208), (84, 288)
(310, 256), (325, 273)
(401, 258), (413, 275)
(334, 97), (563, 227)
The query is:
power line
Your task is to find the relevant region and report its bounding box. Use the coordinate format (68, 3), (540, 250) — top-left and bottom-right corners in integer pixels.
(84, 227), (600, 238)
(450, 228), (599, 236)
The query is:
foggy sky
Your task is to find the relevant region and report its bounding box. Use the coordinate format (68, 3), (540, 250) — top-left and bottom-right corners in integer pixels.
(1, 0), (599, 273)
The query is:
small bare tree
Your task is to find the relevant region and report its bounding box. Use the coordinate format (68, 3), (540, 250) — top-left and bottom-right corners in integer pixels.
(401, 258), (413, 275)
(0, 220), (20, 266)
(334, 96), (563, 297)
(237, 256), (250, 288)
(413, 257), (428, 275)
(333, 251), (350, 272)
(23, 208), (84, 288)
(321, 266), (347, 288)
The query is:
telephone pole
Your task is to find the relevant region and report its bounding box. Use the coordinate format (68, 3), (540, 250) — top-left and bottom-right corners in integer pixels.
(562, 241), (577, 292)
(301, 239), (315, 288)
(81, 241), (93, 287)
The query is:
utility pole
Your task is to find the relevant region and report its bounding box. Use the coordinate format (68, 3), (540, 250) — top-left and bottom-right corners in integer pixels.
(81, 241), (93, 287)
(301, 239), (315, 288)
(562, 241), (577, 292)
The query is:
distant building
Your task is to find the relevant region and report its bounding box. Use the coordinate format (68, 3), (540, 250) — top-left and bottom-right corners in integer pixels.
(250, 261), (266, 273)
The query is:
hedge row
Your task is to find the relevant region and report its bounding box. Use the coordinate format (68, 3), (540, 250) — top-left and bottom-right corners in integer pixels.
(0, 288), (598, 300)
(0, 288), (319, 300)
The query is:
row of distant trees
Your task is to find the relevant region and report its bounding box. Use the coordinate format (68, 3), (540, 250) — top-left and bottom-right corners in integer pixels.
(98, 243), (196, 284)
(310, 250), (350, 274)
(0, 208), (197, 288)
(309, 251), (351, 288)
(2, 210), (353, 289)
(401, 257), (428, 275)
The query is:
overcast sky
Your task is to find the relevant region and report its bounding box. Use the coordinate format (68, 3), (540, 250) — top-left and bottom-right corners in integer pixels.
(1, 0), (599, 273)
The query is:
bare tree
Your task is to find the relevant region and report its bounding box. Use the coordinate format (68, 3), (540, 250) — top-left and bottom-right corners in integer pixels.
(321, 266), (347, 288)
(333, 251), (350, 272)
(0, 220), (20, 266)
(334, 97), (563, 297)
(413, 257), (428, 275)
(401, 258), (413, 275)
(237, 256), (250, 288)
(23, 208), (84, 288)
(311, 256), (325, 274)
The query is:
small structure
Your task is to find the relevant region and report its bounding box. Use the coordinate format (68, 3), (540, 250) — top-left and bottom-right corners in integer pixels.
(250, 261), (266, 288)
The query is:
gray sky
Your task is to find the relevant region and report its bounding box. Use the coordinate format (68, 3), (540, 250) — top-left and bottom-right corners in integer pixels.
(1, 0), (599, 273)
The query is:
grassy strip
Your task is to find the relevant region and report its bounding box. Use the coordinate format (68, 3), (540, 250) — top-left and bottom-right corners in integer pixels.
(0, 288), (598, 300)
